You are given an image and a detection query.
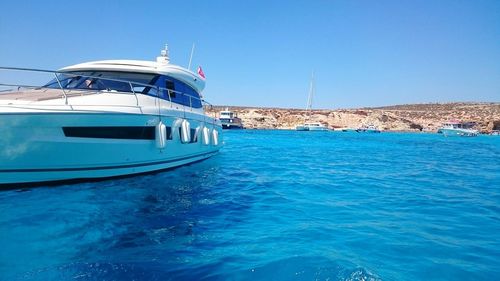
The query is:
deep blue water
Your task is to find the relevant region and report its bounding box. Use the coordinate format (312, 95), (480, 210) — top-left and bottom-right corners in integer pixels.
(1, 130), (499, 280)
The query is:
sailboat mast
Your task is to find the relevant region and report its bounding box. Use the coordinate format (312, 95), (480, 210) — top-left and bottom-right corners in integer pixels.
(308, 71), (314, 111)
(304, 71), (314, 121)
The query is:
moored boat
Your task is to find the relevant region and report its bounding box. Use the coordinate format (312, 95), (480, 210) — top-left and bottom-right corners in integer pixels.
(341, 128), (357, 132)
(296, 122), (328, 131)
(0, 45), (223, 186)
(437, 120), (478, 137)
(219, 108), (244, 129)
(296, 72), (328, 131)
(356, 124), (381, 133)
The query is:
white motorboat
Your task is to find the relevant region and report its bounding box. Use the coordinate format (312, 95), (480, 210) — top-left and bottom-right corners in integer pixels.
(296, 122), (328, 131)
(437, 120), (478, 137)
(296, 72), (329, 131)
(0, 45), (223, 186)
(356, 124), (381, 133)
(219, 108), (243, 129)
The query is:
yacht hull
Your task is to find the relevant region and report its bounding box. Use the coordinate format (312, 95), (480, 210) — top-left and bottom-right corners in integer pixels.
(221, 123), (243, 129)
(356, 129), (381, 133)
(220, 119), (243, 129)
(296, 125), (308, 131)
(0, 112), (222, 186)
(307, 126), (328, 131)
(438, 128), (478, 137)
(296, 125), (328, 131)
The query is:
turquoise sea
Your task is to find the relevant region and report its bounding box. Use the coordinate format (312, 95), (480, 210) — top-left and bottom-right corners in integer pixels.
(0, 130), (499, 280)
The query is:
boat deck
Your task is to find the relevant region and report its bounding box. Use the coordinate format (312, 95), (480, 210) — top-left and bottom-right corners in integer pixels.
(0, 88), (97, 102)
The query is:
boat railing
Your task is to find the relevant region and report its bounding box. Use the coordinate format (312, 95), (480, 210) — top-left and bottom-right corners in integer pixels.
(0, 66), (207, 114)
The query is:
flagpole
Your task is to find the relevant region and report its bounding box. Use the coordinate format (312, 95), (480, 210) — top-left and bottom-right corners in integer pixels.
(188, 43), (195, 71)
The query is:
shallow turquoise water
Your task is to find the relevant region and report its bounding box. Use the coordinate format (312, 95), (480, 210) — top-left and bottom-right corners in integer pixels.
(0, 130), (499, 280)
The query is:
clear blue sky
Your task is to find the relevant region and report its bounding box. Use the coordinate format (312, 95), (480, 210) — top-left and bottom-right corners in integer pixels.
(1, 0), (499, 108)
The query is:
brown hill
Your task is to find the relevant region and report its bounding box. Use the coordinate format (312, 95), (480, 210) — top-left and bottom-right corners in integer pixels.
(206, 103), (500, 132)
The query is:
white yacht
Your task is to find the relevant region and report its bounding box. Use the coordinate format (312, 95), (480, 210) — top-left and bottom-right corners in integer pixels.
(437, 121), (478, 137)
(296, 122), (328, 131)
(219, 108), (243, 129)
(356, 124), (381, 133)
(296, 72), (329, 131)
(0, 45), (223, 186)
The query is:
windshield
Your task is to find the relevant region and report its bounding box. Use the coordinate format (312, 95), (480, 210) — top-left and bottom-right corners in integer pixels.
(44, 71), (158, 93)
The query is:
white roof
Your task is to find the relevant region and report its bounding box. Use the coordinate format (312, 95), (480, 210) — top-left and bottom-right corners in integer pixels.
(59, 59), (206, 93)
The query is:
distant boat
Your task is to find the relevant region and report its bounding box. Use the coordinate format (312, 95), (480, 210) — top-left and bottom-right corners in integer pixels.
(490, 130), (500, 136)
(342, 128), (357, 132)
(296, 72), (328, 131)
(219, 108), (243, 129)
(437, 120), (478, 137)
(296, 122), (328, 131)
(356, 124), (381, 133)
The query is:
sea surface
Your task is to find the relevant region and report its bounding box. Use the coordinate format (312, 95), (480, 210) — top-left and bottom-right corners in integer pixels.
(0, 130), (499, 280)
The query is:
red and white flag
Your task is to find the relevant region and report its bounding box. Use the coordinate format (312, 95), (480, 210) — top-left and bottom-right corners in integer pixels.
(197, 66), (206, 79)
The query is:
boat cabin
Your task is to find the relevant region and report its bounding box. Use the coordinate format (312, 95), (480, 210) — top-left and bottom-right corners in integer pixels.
(304, 122), (323, 127)
(44, 71), (203, 108)
(42, 46), (206, 109)
(441, 121), (476, 130)
(220, 110), (236, 120)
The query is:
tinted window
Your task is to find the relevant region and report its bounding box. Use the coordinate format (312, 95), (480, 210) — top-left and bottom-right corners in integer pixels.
(153, 75), (202, 108)
(182, 83), (202, 108)
(45, 71), (158, 93)
(166, 78), (183, 104)
(190, 128), (197, 143)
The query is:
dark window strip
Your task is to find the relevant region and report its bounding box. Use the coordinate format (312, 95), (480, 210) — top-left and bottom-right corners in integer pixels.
(63, 126), (155, 140)
(178, 127), (198, 143)
(190, 128), (198, 143)
(166, 126), (172, 140)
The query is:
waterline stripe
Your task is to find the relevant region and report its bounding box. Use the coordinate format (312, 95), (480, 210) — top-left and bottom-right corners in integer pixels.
(0, 151), (218, 173)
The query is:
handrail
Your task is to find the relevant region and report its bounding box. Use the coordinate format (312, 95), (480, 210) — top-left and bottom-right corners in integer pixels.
(53, 72), (68, 105)
(0, 66), (206, 108)
(0, 83), (44, 88)
(0, 66), (159, 90)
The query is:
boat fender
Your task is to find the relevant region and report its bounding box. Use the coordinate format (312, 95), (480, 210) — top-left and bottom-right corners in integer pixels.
(202, 127), (210, 145)
(180, 119), (191, 143)
(155, 121), (167, 149)
(212, 129), (219, 146)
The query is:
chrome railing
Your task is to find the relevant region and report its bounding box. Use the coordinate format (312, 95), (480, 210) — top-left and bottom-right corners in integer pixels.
(0, 66), (209, 112)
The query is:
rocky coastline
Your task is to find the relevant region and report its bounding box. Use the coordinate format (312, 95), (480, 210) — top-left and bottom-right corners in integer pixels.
(206, 102), (500, 133)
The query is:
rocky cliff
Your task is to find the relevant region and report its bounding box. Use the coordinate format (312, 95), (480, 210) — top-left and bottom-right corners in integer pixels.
(206, 103), (500, 132)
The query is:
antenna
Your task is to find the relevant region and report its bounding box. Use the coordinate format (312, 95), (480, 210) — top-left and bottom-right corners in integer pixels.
(188, 43), (195, 70)
(156, 44), (170, 65)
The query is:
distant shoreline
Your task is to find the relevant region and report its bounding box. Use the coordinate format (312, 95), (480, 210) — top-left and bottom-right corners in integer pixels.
(207, 102), (500, 133)
(208, 101), (500, 111)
